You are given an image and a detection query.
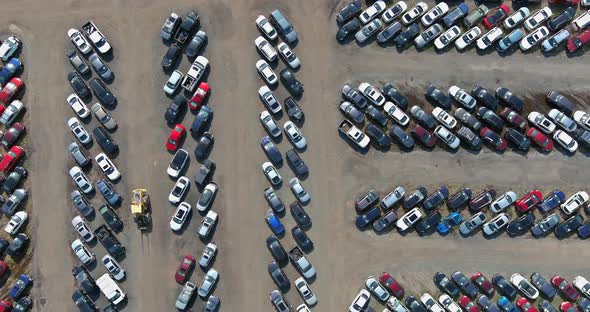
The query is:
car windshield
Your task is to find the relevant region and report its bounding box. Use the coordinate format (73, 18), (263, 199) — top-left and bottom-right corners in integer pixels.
(199, 190), (212, 204)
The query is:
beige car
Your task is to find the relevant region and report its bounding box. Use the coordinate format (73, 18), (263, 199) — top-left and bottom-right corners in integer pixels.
(91, 103), (117, 130)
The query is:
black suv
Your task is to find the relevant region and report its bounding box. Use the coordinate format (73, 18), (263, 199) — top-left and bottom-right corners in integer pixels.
(92, 127), (118, 156)
(280, 69), (303, 97)
(96, 225), (125, 258)
(89, 78), (116, 106)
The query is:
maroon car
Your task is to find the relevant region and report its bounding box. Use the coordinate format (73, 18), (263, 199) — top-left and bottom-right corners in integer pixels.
(469, 188), (497, 211)
(471, 272), (495, 297)
(480, 127), (507, 151)
(380, 272), (405, 298)
(499, 108), (527, 132)
(411, 124), (436, 148)
(551, 276), (580, 302)
(0, 122), (25, 150)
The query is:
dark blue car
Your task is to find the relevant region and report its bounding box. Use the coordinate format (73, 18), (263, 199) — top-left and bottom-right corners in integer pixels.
(9, 274), (32, 300)
(423, 186), (449, 211)
(96, 179), (120, 206)
(0, 58), (21, 85)
(190, 106), (213, 135)
(538, 190), (566, 213)
(260, 136), (282, 164)
(443, 3), (469, 27)
(578, 222), (590, 239)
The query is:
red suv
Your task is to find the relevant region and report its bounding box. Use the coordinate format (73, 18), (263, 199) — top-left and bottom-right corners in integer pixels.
(0, 145), (24, 173)
(568, 29), (590, 53)
(527, 128), (553, 152)
(483, 5), (510, 29)
(515, 190), (543, 213)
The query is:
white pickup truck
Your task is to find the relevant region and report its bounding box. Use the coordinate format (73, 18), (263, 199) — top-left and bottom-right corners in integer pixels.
(181, 56), (209, 92)
(96, 273), (125, 305)
(338, 119), (370, 149)
(82, 21), (111, 54)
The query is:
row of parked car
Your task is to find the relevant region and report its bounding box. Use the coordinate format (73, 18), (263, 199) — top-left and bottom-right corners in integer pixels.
(339, 81), (590, 154)
(354, 185), (590, 239)
(251, 10), (318, 312)
(64, 21), (128, 312)
(336, 0), (590, 54)
(350, 270), (590, 312)
(159, 11), (221, 312)
(0, 34), (33, 312)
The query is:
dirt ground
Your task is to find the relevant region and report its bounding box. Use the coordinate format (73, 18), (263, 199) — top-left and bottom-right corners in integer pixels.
(1, 0), (589, 311)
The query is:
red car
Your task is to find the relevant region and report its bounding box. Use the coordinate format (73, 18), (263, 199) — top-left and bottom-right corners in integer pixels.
(411, 124), (436, 148)
(515, 190), (543, 213)
(189, 82), (210, 111)
(379, 272), (404, 298)
(0, 77), (23, 104)
(459, 295), (481, 312)
(0, 262), (7, 279)
(480, 127), (507, 151)
(0, 122), (25, 150)
(483, 5), (510, 29)
(527, 127), (553, 152)
(499, 108), (527, 132)
(551, 275), (580, 302)
(560, 302), (578, 312)
(166, 124), (186, 152)
(567, 29), (590, 53)
(174, 255), (195, 284)
(549, 0), (579, 4)
(471, 272), (495, 297)
(0, 299), (11, 312)
(0, 145), (23, 173)
(517, 297), (539, 312)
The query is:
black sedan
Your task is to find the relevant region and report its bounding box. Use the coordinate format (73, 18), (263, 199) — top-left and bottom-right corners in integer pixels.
(280, 69), (303, 97)
(389, 125), (414, 149)
(477, 107), (504, 132)
(383, 83), (409, 110)
(505, 128), (530, 151)
(506, 213), (535, 236)
(403, 187), (428, 209)
(423, 186), (449, 211)
(415, 211), (441, 236)
(496, 87), (524, 111)
(447, 188), (472, 210)
(165, 95), (186, 124)
(342, 84), (367, 109)
(366, 106), (388, 127)
(286, 149), (308, 177)
(194, 132), (214, 160)
(492, 274), (518, 300)
(268, 261), (290, 290)
(425, 84), (452, 110)
(471, 85), (498, 111)
(266, 235), (288, 263)
(555, 214), (584, 239)
(161, 44), (181, 70)
(406, 296), (428, 312)
(292, 226), (313, 252)
(451, 271), (479, 299)
(290, 202), (311, 229)
(90, 78), (116, 106)
(410, 106), (436, 129)
(68, 71), (91, 98)
(434, 272), (460, 298)
(366, 124), (392, 149)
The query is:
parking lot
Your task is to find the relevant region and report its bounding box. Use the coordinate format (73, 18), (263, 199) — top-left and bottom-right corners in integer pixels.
(3, 0), (590, 311)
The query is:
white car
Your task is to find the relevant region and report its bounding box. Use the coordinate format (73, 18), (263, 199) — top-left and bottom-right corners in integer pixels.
(260, 111), (281, 138)
(160, 12), (179, 40)
(455, 26), (482, 50)
(510, 273), (539, 300)
(355, 19), (383, 43)
(448, 86), (476, 110)
(254, 36), (277, 62)
(102, 254), (125, 281)
(366, 276), (390, 302)
(170, 202), (191, 231)
(277, 42), (301, 68)
(295, 277), (317, 306)
(168, 176), (190, 204)
(482, 213), (509, 236)
(438, 294), (461, 312)
(402, 2), (429, 25)
(520, 26), (549, 51)
(434, 126), (460, 149)
(69, 166), (93, 194)
(358, 82), (385, 107)
(0, 36), (20, 61)
(199, 210), (218, 238)
(167, 149), (189, 178)
(573, 276), (590, 298)
(258, 86), (282, 113)
(199, 242), (217, 268)
(528, 111), (556, 134)
(71, 215), (94, 242)
(95, 153), (120, 181)
(572, 10), (590, 31)
(432, 107), (457, 129)
(504, 7), (530, 29)
(256, 60), (278, 85)
(397, 207), (424, 231)
(67, 29), (92, 54)
(524, 7), (552, 31)
(71, 239), (95, 265)
(296, 304), (312, 312)
(4, 211), (27, 235)
(387, 297), (410, 312)
(349, 289), (371, 312)
(0, 100), (23, 125)
(284, 121), (307, 149)
(290, 177), (310, 203)
(477, 27), (503, 50)
(256, 15), (278, 40)
(198, 268), (219, 297)
(421, 293), (445, 312)
(68, 117), (92, 145)
(490, 191), (517, 213)
(360, 1), (387, 24)
(382, 2), (408, 24)
(573, 110), (590, 131)
(561, 191), (589, 215)
(66, 94), (90, 118)
(164, 70), (183, 95)
(91, 103), (117, 130)
(196, 182), (218, 212)
(262, 161), (282, 186)
(383, 102), (409, 126)
(548, 109), (577, 132)
(421, 2), (449, 27)
(434, 26), (461, 50)
(553, 130), (578, 152)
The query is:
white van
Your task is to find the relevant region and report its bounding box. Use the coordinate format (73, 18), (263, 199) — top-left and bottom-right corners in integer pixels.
(572, 10), (590, 31)
(96, 273), (126, 305)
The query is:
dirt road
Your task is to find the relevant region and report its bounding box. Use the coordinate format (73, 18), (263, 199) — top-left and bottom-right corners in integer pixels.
(3, 0), (588, 311)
